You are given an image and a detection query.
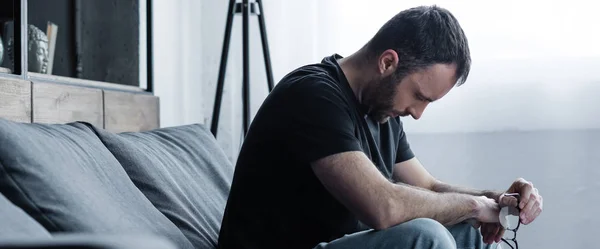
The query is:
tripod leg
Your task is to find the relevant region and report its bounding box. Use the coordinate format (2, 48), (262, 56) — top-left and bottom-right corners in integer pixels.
(211, 0), (237, 137)
(256, 0), (275, 92)
(242, 0), (251, 135)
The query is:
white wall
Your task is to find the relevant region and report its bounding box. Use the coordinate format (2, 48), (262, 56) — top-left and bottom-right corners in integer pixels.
(316, 0), (600, 133)
(152, 0), (600, 159)
(152, 0), (325, 162)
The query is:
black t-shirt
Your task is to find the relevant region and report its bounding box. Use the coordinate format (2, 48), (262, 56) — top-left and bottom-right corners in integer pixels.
(217, 54), (415, 249)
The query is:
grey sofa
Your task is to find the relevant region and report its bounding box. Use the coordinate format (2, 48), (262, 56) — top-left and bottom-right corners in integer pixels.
(0, 117), (234, 249)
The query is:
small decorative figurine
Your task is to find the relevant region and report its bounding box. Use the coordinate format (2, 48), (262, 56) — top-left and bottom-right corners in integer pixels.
(7, 24), (49, 73)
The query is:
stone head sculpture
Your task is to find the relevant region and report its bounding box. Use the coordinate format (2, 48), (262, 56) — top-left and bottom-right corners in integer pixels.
(7, 24), (49, 73)
(27, 24), (49, 74)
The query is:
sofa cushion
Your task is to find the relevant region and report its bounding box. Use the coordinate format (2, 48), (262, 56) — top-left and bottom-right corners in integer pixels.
(0, 118), (194, 249)
(0, 192), (51, 239)
(91, 123), (234, 249)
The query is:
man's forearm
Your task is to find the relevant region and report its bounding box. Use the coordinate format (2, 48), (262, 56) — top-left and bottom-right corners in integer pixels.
(384, 182), (483, 227)
(312, 152), (494, 231)
(431, 180), (503, 201)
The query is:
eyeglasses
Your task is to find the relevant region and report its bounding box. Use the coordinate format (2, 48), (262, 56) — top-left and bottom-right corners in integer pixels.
(499, 194), (521, 249)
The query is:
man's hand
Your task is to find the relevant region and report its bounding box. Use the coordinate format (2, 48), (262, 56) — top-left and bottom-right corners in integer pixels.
(505, 178), (543, 224)
(474, 196), (501, 223)
(477, 194), (519, 244)
(480, 223), (505, 244)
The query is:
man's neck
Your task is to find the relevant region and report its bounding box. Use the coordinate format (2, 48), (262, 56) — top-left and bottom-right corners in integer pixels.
(337, 53), (370, 105)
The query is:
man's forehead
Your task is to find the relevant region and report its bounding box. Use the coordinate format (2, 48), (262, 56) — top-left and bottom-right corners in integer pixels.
(415, 67), (456, 101)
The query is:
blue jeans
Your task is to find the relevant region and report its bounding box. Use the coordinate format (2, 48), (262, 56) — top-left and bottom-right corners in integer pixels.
(313, 218), (499, 249)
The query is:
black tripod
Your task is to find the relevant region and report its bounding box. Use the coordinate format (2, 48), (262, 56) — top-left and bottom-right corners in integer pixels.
(210, 0), (274, 138)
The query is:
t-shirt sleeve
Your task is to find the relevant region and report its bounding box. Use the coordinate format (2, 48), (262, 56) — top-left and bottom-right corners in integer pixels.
(395, 122), (415, 164)
(285, 81), (363, 164)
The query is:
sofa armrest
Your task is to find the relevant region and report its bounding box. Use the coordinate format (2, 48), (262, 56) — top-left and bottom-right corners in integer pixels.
(0, 234), (178, 249)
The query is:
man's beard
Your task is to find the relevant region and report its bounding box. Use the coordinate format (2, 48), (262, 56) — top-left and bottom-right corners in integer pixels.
(363, 74), (400, 124)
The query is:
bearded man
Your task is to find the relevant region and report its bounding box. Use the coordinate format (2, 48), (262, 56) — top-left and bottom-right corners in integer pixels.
(218, 5), (543, 249)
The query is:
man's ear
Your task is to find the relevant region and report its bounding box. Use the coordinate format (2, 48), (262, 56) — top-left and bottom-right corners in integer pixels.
(378, 49), (399, 76)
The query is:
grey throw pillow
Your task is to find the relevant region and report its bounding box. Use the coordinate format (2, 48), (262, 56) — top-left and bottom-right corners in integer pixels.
(0, 118), (194, 249)
(91, 123), (234, 249)
(0, 192), (51, 239)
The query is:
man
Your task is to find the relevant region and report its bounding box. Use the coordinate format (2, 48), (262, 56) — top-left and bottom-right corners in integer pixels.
(218, 5), (543, 249)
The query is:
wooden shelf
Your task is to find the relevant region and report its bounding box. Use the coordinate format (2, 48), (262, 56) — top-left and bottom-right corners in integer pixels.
(28, 73), (147, 94)
(0, 71), (148, 94)
(1, 76), (159, 132)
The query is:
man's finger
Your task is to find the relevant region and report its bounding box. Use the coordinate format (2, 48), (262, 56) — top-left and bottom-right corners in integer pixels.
(487, 225), (499, 244)
(521, 193), (537, 222)
(524, 200), (540, 224)
(481, 224), (492, 244)
(491, 225), (500, 244)
(532, 207), (542, 221)
(495, 227), (505, 243)
(499, 194), (518, 207)
(518, 181), (534, 209)
(482, 226), (490, 243)
(483, 231), (491, 244)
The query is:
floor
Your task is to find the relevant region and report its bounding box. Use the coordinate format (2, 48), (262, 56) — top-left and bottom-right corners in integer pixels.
(409, 129), (597, 249)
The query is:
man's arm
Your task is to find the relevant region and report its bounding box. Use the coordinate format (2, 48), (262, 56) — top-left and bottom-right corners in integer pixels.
(432, 181), (503, 201)
(393, 157), (503, 201)
(311, 151), (500, 230)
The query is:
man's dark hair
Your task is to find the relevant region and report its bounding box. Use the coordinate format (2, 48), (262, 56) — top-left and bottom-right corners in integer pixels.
(363, 5), (471, 86)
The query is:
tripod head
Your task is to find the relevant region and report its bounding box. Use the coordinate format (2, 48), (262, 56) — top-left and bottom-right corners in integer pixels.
(234, 0), (261, 15)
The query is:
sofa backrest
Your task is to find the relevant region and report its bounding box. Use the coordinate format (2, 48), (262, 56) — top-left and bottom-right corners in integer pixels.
(0, 118), (194, 249)
(89, 123), (234, 249)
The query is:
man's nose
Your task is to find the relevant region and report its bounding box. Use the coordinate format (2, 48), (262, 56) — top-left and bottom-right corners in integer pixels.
(409, 103), (428, 120)
(410, 110), (422, 120)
